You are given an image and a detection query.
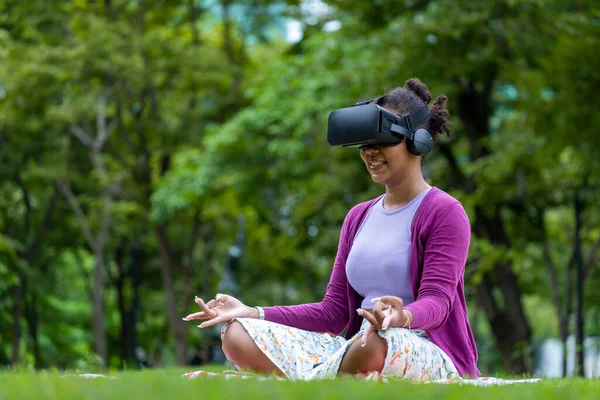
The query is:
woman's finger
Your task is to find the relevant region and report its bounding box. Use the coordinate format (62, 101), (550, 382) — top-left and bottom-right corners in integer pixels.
(198, 313), (230, 328)
(199, 298), (218, 309)
(357, 308), (381, 346)
(357, 308), (379, 327)
(372, 301), (389, 326)
(183, 311), (208, 321)
(196, 298), (217, 318)
(381, 313), (394, 330)
(362, 324), (376, 347)
(379, 296), (404, 310)
(195, 295), (220, 310)
(215, 293), (228, 304)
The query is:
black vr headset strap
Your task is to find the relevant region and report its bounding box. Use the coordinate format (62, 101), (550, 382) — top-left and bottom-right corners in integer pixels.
(390, 105), (430, 139)
(404, 105), (430, 130)
(353, 98), (375, 107)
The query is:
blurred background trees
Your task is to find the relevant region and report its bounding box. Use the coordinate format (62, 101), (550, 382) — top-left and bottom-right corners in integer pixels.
(0, 0), (598, 375)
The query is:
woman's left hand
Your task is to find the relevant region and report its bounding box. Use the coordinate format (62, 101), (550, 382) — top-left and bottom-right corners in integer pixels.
(357, 296), (409, 346)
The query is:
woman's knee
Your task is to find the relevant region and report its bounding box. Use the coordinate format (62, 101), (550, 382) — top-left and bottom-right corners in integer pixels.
(221, 321), (253, 359)
(220, 320), (283, 375)
(339, 333), (387, 374)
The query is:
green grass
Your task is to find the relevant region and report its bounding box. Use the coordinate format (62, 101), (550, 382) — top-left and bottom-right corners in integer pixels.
(0, 368), (599, 400)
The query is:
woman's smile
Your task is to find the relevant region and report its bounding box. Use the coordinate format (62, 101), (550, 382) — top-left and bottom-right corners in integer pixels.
(368, 160), (387, 172)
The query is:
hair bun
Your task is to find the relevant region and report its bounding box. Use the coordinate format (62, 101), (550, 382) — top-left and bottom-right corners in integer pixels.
(429, 94), (452, 137)
(404, 78), (432, 104)
(376, 78), (452, 139)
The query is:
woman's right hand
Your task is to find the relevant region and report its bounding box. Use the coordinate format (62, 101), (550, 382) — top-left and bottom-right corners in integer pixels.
(182, 293), (258, 328)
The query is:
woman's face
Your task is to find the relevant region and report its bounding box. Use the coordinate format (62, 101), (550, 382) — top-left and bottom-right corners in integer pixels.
(359, 140), (415, 186)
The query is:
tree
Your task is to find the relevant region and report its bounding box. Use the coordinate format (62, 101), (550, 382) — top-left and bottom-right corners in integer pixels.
(517, 8), (600, 375)
(1, 0), (242, 367)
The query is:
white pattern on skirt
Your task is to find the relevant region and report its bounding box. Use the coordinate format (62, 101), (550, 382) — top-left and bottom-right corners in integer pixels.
(223, 318), (459, 381)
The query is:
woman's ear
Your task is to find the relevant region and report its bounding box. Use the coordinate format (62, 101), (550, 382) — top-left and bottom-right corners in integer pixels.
(400, 140), (415, 156)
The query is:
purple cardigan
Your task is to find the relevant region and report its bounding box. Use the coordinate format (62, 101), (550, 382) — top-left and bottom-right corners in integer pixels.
(263, 187), (480, 377)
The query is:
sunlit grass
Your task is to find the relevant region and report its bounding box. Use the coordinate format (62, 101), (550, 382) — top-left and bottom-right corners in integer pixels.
(0, 368), (599, 400)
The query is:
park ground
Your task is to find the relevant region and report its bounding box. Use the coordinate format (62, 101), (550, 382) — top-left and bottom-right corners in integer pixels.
(0, 367), (599, 400)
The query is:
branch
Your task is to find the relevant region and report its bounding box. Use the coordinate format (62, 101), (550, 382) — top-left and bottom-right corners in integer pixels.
(14, 173), (31, 242)
(104, 254), (116, 286)
(565, 247), (575, 320)
(542, 241), (563, 314)
(106, 141), (133, 171)
(57, 181), (98, 252)
(90, 152), (109, 177)
(584, 235), (600, 278)
(95, 92), (113, 150)
(115, 95), (134, 150)
(74, 250), (94, 301)
(90, 150), (126, 195)
(188, 0), (202, 44)
(27, 185), (59, 262)
(70, 125), (94, 148)
(221, 0), (235, 63)
(106, 171), (126, 198)
(97, 195), (113, 251)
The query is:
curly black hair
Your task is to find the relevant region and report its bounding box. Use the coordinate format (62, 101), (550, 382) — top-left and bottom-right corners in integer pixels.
(375, 77), (452, 139)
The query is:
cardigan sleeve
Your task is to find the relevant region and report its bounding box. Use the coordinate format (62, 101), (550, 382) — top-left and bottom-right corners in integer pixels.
(404, 202), (470, 330)
(262, 212), (353, 335)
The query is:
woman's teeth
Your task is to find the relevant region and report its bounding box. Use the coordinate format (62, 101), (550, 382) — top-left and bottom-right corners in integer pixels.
(370, 161), (385, 168)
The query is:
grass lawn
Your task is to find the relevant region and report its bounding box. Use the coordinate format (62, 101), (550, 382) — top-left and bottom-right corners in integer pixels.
(1, 367), (599, 400)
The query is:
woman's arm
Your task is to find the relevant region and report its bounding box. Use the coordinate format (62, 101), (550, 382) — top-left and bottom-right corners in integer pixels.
(403, 202), (470, 330)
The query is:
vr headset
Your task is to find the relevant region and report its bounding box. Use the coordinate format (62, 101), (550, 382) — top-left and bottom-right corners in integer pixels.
(327, 99), (433, 156)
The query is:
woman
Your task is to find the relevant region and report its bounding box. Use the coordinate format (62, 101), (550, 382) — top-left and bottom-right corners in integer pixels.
(183, 78), (479, 380)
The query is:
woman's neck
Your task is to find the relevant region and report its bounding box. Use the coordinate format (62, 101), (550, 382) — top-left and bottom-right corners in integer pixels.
(383, 175), (431, 211)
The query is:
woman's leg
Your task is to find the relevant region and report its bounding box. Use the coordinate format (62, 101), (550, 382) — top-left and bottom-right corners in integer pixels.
(221, 321), (283, 375)
(338, 332), (387, 375)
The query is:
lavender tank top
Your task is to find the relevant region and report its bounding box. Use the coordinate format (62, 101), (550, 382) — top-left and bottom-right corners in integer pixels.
(346, 188), (430, 309)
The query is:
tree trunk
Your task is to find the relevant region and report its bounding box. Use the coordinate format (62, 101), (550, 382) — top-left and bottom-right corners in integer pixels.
(573, 191), (585, 376)
(450, 78), (533, 374)
(561, 321), (569, 377)
(113, 240), (132, 367)
(472, 207), (532, 374)
(11, 282), (23, 366)
(24, 291), (41, 368)
(93, 252), (107, 364)
(475, 274), (529, 374)
(13, 177), (59, 368)
(129, 244), (143, 368)
(60, 93), (119, 368)
(221, 0), (234, 63)
(543, 232), (573, 377)
(155, 224), (187, 365)
(220, 0), (242, 97)
(115, 271), (130, 366)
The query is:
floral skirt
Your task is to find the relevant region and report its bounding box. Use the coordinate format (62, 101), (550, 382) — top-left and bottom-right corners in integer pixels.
(224, 318), (459, 381)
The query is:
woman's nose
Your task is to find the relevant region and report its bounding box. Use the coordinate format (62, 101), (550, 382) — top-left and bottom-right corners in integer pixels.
(362, 145), (381, 154)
